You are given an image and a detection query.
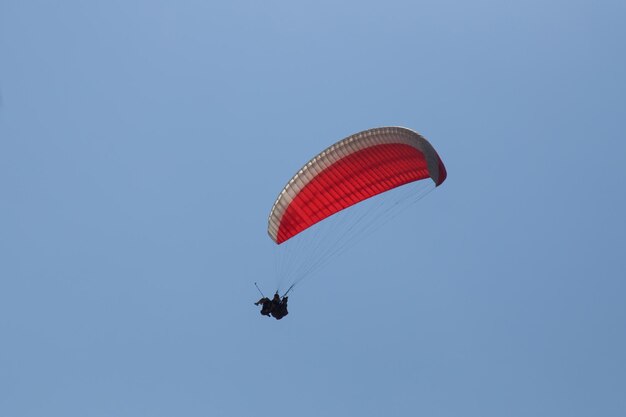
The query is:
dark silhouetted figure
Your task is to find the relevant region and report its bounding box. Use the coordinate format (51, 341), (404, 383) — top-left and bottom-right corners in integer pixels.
(254, 297), (272, 316)
(272, 296), (289, 320)
(269, 293), (281, 313)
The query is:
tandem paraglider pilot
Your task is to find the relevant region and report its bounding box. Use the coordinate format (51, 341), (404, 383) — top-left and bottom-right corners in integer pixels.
(254, 292), (289, 320)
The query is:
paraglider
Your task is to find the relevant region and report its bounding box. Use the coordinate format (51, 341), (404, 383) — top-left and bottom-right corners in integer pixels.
(255, 126), (447, 320)
(254, 296), (272, 317)
(272, 295), (289, 320)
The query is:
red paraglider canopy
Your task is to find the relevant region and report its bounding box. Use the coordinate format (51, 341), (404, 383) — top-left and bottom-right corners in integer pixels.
(268, 127), (447, 244)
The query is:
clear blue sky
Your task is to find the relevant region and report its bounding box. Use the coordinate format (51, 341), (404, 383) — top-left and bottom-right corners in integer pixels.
(1, 1), (625, 416)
